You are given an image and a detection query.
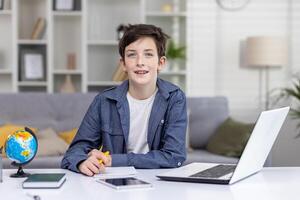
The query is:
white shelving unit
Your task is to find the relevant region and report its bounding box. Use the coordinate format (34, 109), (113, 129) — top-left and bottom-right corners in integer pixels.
(145, 0), (187, 90)
(0, 0), (187, 93)
(145, 11), (186, 17)
(51, 1), (83, 93)
(0, 0), (13, 92)
(85, 0), (142, 92)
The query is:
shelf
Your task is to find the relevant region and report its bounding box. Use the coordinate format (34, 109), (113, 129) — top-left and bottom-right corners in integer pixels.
(87, 40), (119, 46)
(18, 81), (48, 87)
(0, 0), (187, 93)
(146, 12), (186, 17)
(88, 81), (121, 86)
(53, 11), (82, 17)
(53, 69), (82, 75)
(0, 69), (12, 75)
(18, 40), (47, 45)
(0, 10), (12, 15)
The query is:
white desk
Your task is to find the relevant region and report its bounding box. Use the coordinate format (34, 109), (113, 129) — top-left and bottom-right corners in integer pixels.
(0, 167), (298, 200)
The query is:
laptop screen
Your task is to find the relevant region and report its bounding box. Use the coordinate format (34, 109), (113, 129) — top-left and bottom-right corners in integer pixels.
(230, 107), (289, 184)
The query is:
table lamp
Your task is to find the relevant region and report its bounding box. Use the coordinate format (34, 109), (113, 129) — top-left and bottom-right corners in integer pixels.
(245, 36), (288, 110)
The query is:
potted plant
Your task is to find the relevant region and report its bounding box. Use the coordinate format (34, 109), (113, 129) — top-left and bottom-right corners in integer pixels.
(166, 40), (186, 71)
(272, 75), (300, 137)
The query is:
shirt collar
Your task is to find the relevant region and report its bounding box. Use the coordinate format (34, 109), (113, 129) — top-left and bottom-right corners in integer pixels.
(103, 78), (178, 102)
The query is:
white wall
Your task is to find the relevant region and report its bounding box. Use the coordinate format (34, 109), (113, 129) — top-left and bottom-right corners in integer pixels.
(187, 0), (300, 166)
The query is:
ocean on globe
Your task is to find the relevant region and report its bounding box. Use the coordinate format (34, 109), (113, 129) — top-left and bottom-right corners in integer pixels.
(4, 129), (38, 165)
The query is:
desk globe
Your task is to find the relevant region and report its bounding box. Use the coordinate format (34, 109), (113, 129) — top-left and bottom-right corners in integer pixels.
(4, 127), (38, 177)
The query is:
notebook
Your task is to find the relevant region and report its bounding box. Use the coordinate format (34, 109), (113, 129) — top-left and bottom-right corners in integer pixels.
(94, 166), (137, 179)
(22, 173), (66, 189)
(157, 107), (290, 184)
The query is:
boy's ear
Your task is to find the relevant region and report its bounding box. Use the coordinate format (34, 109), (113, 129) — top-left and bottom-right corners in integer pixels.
(120, 58), (126, 71)
(158, 56), (166, 72)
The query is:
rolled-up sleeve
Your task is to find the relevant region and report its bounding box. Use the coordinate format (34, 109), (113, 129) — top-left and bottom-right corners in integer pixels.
(61, 95), (102, 172)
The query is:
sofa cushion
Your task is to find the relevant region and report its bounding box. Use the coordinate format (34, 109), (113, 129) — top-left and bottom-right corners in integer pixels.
(3, 156), (64, 169)
(187, 97), (229, 149)
(35, 128), (69, 157)
(59, 128), (78, 144)
(206, 118), (254, 158)
(185, 149), (238, 165)
(0, 93), (96, 132)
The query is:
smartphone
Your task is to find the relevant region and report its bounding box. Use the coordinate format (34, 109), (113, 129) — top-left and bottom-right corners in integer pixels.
(96, 177), (152, 190)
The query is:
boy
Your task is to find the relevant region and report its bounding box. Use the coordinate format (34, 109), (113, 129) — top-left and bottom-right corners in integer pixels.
(61, 24), (187, 176)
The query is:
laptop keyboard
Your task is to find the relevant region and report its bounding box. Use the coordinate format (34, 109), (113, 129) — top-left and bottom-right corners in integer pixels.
(189, 164), (236, 178)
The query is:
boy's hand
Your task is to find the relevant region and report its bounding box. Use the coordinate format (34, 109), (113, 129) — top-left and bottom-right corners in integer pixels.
(78, 149), (112, 176)
(88, 149), (112, 167)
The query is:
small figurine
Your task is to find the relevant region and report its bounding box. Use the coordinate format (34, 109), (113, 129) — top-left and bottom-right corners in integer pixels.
(162, 3), (173, 12)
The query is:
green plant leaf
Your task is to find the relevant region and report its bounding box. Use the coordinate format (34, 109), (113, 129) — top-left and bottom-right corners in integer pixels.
(273, 75), (300, 138)
(166, 40), (186, 60)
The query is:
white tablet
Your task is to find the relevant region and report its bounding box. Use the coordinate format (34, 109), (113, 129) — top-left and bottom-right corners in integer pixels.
(96, 177), (152, 190)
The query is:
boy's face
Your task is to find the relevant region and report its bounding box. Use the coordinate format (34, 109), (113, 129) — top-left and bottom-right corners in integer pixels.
(121, 37), (165, 87)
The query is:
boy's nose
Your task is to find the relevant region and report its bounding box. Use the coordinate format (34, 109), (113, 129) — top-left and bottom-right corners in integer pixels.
(136, 56), (145, 67)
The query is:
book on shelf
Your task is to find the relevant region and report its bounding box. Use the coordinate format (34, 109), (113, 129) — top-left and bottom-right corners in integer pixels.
(31, 18), (47, 40)
(112, 62), (127, 82)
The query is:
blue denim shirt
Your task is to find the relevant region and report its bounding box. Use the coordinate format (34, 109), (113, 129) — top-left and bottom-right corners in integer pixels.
(61, 78), (187, 172)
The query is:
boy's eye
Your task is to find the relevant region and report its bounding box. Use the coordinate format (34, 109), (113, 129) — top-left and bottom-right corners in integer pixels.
(126, 53), (136, 57)
(145, 53), (154, 57)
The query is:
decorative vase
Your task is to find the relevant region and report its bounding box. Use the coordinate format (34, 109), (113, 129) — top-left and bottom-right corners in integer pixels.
(67, 53), (76, 70)
(60, 75), (76, 93)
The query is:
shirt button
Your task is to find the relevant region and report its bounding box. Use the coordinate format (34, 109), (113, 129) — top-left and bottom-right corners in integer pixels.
(178, 162), (181, 166)
(161, 119), (164, 124)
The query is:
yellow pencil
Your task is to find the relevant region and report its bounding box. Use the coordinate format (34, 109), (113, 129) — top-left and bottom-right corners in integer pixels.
(98, 145), (110, 164)
(98, 151), (110, 164)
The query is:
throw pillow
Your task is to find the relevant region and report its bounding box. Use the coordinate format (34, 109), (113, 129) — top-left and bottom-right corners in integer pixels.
(35, 128), (69, 157)
(0, 124), (38, 149)
(206, 118), (254, 158)
(58, 128), (78, 144)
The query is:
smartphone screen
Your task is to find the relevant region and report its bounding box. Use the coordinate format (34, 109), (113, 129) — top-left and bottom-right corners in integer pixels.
(97, 177), (152, 189)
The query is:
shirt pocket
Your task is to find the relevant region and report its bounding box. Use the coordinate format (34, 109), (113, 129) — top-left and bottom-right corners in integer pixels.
(101, 124), (124, 150)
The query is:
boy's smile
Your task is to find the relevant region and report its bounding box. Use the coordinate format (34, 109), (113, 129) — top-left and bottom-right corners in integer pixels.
(134, 70), (149, 75)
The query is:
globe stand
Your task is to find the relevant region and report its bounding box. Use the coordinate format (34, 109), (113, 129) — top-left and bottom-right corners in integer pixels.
(6, 127), (38, 178)
(10, 164), (30, 178)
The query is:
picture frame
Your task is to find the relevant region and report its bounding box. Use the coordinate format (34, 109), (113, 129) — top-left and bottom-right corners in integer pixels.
(0, 0), (4, 10)
(20, 48), (46, 81)
(54, 0), (74, 11)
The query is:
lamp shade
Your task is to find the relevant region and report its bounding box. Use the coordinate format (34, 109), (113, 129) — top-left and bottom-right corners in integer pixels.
(245, 36), (288, 68)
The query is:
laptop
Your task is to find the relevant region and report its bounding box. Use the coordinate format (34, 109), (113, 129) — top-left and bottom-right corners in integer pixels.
(157, 107), (290, 185)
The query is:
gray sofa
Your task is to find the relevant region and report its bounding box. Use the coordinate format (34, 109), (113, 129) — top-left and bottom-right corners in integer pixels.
(186, 97), (238, 164)
(1, 93), (238, 169)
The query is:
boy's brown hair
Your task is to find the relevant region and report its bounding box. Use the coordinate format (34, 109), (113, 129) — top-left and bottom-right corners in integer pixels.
(118, 24), (169, 61)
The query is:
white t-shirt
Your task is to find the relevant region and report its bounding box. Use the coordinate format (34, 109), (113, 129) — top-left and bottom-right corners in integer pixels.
(126, 89), (157, 154)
